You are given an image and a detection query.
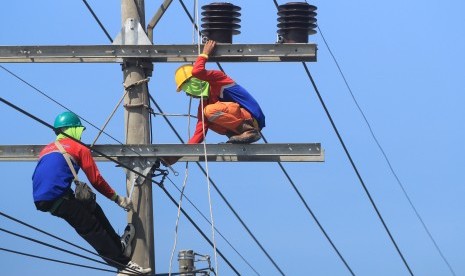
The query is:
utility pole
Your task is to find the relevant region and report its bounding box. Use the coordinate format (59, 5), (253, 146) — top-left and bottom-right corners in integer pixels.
(121, 0), (155, 271)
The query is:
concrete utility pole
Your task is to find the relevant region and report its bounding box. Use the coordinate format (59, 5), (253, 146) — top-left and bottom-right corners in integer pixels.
(121, 0), (155, 271)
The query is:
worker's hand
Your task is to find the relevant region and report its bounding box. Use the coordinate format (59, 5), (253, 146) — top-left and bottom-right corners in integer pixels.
(161, 156), (181, 166)
(202, 40), (216, 56)
(116, 195), (134, 212)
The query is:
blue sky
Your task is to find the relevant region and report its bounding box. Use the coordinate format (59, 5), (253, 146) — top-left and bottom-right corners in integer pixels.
(1, 1), (465, 275)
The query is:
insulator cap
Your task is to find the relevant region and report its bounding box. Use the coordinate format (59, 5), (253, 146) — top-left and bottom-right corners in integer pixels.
(277, 2), (317, 43)
(201, 2), (241, 43)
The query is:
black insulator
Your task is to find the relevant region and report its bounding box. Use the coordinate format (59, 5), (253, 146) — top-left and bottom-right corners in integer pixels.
(277, 2), (317, 43)
(201, 2), (241, 43)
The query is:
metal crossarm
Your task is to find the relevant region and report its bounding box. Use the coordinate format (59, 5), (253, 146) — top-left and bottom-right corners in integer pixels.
(0, 143), (324, 162)
(0, 44), (316, 63)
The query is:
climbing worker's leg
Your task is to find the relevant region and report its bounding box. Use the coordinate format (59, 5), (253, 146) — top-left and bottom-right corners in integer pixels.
(51, 196), (130, 269)
(204, 102), (261, 143)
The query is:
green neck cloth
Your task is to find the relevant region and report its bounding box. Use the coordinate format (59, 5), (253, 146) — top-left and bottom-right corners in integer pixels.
(56, 126), (85, 141)
(182, 77), (210, 98)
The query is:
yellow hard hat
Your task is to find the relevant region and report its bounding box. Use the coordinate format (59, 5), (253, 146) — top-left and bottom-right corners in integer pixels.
(175, 64), (193, 92)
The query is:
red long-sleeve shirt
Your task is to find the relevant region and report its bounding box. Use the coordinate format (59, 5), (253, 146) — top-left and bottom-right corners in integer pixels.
(32, 138), (116, 202)
(189, 55), (265, 144)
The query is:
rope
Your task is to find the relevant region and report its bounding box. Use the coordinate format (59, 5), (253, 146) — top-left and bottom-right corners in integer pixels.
(194, 0), (219, 273)
(168, 164), (190, 275)
(199, 93), (219, 275)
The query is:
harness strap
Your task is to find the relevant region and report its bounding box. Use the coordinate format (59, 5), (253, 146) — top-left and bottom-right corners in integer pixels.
(54, 141), (79, 182)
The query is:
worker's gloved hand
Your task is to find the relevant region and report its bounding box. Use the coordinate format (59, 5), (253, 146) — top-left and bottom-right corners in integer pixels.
(115, 195), (134, 212)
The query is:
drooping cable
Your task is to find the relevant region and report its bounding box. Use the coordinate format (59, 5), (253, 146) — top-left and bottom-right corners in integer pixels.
(168, 163), (190, 276)
(317, 25), (456, 276)
(0, 96), (241, 275)
(150, 95), (283, 275)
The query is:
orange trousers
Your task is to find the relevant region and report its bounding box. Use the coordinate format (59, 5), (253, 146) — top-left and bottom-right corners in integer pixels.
(203, 102), (254, 135)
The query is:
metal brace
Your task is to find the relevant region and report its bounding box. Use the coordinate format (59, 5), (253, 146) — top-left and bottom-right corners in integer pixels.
(113, 18), (152, 46)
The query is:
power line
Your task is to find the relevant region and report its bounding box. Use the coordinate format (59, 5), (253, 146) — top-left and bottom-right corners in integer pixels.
(82, 0), (113, 43)
(316, 26), (456, 276)
(1, 211), (215, 275)
(0, 216), (145, 275)
(0, 211), (129, 269)
(301, 63), (414, 275)
(0, 227), (115, 270)
(0, 247), (116, 274)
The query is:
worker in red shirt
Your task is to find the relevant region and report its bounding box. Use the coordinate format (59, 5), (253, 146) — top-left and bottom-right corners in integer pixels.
(166, 40), (265, 165)
(32, 111), (151, 275)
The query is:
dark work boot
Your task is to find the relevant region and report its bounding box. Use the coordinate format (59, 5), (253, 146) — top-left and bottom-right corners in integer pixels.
(227, 121), (261, 144)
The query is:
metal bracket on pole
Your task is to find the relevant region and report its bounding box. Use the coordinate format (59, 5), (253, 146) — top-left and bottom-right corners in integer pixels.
(119, 157), (157, 186)
(118, 157), (171, 191)
(113, 18), (152, 46)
